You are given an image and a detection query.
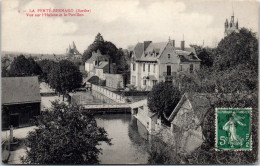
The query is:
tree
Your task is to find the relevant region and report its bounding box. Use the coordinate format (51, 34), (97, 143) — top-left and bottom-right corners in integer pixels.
(9, 55), (42, 77)
(2, 65), (9, 77)
(37, 60), (57, 83)
(190, 45), (215, 68)
(82, 33), (118, 64)
(48, 60), (82, 100)
(21, 102), (111, 164)
(1, 57), (11, 77)
(147, 82), (181, 120)
(214, 28), (258, 71)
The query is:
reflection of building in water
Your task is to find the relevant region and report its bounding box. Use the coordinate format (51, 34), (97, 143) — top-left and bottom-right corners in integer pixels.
(129, 116), (150, 142)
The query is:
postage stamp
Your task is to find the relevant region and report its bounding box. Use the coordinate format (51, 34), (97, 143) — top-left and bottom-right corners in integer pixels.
(215, 108), (252, 151)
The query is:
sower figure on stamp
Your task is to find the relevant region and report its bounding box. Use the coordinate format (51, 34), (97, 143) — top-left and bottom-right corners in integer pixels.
(223, 112), (246, 147)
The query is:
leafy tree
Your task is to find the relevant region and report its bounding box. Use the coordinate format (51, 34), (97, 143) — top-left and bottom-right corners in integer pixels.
(175, 28), (258, 163)
(1, 57), (11, 77)
(186, 92), (258, 164)
(190, 45), (215, 68)
(37, 60), (57, 83)
(115, 48), (128, 72)
(214, 28), (258, 71)
(94, 33), (104, 43)
(48, 60), (82, 100)
(82, 33), (118, 64)
(9, 55), (42, 77)
(147, 82), (181, 120)
(21, 102), (111, 164)
(47, 62), (62, 93)
(2, 66), (9, 77)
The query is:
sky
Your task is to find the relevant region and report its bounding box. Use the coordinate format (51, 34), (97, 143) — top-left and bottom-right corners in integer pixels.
(1, 0), (259, 54)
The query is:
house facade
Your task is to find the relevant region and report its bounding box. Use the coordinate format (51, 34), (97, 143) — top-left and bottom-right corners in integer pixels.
(84, 49), (109, 73)
(2, 77), (41, 129)
(130, 39), (200, 91)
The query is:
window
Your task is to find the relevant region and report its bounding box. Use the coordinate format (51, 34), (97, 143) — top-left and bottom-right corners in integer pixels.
(143, 63), (145, 72)
(133, 63), (136, 71)
(168, 54), (170, 59)
(132, 76), (136, 85)
(190, 64), (194, 73)
(148, 64), (150, 72)
(179, 65), (182, 71)
(143, 80), (146, 85)
(167, 65), (171, 75)
(152, 80), (157, 85)
(153, 64), (156, 73)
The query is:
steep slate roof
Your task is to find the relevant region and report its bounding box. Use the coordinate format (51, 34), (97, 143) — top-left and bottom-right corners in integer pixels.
(168, 93), (216, 122)
(133, 43), (144, 59)
(2, 76), (41, 105)
(133, 41), (200, 62)
(138, 42), (168, 62)
(175, 47), (196, 54)
(85, 50), (109, 64)
(175, 47), (201, 62)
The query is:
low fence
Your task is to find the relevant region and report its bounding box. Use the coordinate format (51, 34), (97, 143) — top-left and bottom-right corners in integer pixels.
(92, 84), (126, 103)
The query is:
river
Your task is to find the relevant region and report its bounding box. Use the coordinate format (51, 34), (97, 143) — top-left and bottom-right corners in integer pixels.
(95, 114), (151, 164)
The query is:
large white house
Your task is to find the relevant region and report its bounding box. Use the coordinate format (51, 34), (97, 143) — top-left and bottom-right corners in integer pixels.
(130, 39), (201, 90)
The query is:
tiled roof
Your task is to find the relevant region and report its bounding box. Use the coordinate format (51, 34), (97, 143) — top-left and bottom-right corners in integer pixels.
(168, 93), (216, 122)
(2, 76), (41, 105)
(185, 93), (215, 122)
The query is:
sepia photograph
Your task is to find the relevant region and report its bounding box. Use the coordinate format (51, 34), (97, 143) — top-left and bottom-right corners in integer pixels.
(1, 0), (259, 164)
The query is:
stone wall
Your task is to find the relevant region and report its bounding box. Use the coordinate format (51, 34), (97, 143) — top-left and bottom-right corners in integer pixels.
(92, 84), (126, 103)
(104, 74), (124, 89)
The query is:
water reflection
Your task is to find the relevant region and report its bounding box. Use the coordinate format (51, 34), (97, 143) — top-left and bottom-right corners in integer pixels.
(95, 114), (150, 164)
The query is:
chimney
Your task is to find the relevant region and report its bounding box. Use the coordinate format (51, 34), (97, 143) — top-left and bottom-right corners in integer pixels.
(181, 41), (185, 51)
(171, 40), (175, 47)
(144, 41), (152, 51)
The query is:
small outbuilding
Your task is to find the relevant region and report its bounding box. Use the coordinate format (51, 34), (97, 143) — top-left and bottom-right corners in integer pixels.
(2, 76), (41, 130)
(168, 93), (215, 153)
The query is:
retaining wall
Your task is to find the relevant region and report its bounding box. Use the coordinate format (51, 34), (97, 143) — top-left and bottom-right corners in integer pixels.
(92, 84), (126, 103)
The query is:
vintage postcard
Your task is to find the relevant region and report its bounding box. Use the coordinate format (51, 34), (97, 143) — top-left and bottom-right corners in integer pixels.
(1, 0), (258, 164)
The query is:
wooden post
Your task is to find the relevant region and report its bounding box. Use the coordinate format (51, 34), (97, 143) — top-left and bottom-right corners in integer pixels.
(10, 125), (13, 143)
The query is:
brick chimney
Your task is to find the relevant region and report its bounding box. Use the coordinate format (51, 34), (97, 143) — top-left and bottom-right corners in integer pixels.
(144, 41), (152, 51)
(181, 41), (185, 51)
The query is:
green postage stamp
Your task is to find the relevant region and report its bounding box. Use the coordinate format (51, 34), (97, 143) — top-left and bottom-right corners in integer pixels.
(215, 108), (252, 151)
